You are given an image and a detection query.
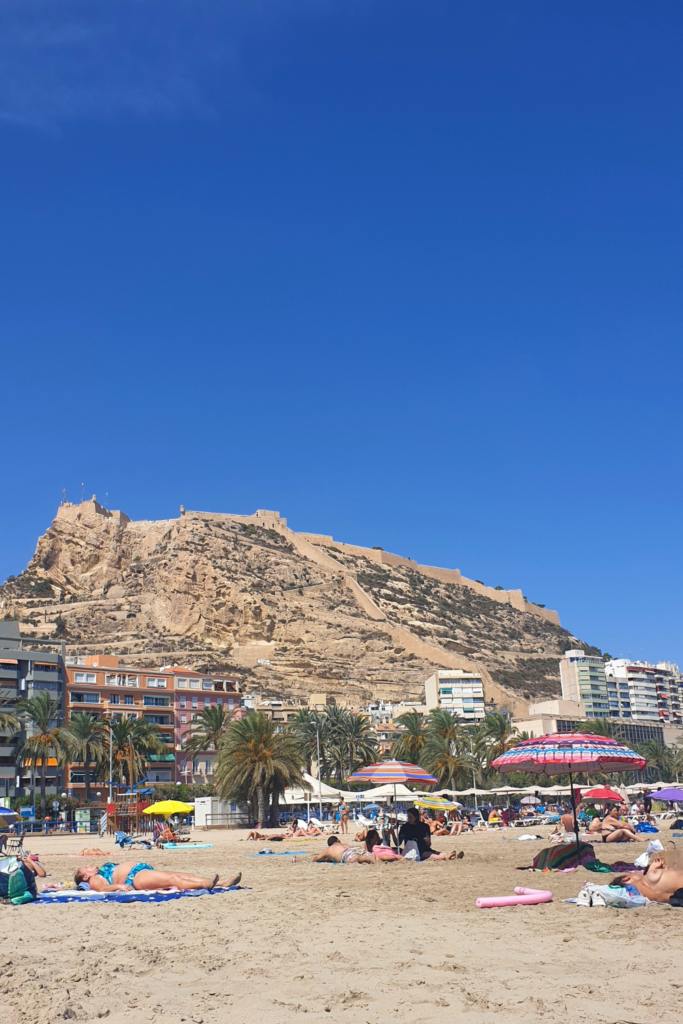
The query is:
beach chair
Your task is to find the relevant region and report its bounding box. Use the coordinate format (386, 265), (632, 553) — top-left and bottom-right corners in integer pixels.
(114, 830), (153, 850)
(308, 817), (333, 833)
(0, 834), (24, 857)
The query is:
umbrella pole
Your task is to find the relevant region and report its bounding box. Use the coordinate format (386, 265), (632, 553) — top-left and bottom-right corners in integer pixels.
(569, 771), (580, 851)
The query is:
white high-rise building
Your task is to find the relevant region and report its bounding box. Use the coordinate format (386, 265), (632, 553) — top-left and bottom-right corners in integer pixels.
(424, 669), (486, 722)
(605, 660), (683, 726)
(559, 650), (610, 719)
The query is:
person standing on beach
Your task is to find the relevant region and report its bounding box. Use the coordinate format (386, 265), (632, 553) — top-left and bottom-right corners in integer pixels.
(339, 799), (350, 834)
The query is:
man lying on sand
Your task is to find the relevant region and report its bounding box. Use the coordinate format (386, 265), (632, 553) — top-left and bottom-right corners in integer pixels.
(74, 860), (241, 892)
(312, 836), (375, 864)
(616, 854), (683, 904)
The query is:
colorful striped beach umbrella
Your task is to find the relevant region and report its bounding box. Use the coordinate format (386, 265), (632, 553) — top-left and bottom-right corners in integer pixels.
(414, 795), (461, 811)
(348, 760), (437, 786)
(348, 761), (437, 815)
(492, 733), (646, 849)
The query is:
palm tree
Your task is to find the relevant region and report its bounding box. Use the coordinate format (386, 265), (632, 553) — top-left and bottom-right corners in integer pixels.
(391, 711), (427, 762)
(183, 705), (233, 757)
(581, 719), (622, 739)
(479, 711), (519, 765)
(323, 706), (378, 782)
(63, 713), (108, 803)
(423, 733), (469, 789)
(0, 693), (19, 736)
(17, 691), (68, 813)
(288, 709), (327, 774)
(108, 717), (165, 788)
(342, 712), (378, 776)
(216, 711), (303, 827)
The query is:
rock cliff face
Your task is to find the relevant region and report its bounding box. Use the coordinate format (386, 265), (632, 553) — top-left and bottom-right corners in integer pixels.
(0, 501), (599, 711)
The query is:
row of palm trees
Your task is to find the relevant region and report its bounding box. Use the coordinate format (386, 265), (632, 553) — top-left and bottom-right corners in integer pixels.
(4, 692), (681, 819)
(0, 692), (166, 810)
(390, 708), (520, 788)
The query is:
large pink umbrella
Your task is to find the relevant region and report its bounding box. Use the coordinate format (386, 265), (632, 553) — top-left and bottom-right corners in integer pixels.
(492, 733), (646, 849)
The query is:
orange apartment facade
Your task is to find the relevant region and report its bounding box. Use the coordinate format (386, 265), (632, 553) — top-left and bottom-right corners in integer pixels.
(65, 656), (240, 794)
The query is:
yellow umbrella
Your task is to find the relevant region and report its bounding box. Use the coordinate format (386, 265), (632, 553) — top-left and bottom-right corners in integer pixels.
(142, 800), (194, 817)
(414, 796), (460, 811)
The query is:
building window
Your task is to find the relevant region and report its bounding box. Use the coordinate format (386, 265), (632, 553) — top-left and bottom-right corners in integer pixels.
(109, 694), (120, 705)
(124, 695), (135, 706)
(143, 696), (170, 707)
(71, 692), (99, 704)
(146, 677), (168, 688)
(74, 672), (97, 684)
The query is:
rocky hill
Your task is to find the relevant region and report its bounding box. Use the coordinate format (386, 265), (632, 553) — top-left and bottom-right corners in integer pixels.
(0, 500), (600, 712)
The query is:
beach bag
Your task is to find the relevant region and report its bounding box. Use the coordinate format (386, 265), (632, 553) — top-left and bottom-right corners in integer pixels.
(0, 856), (36, 905)
(402, 840), (420, 861)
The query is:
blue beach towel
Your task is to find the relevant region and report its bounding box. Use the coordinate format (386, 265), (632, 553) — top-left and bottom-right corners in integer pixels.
(35, 885), (243, 905)
(161, 842), (214, 850)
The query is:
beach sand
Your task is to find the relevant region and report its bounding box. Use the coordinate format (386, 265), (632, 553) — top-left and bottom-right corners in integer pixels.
(1, 827), (678, 1024)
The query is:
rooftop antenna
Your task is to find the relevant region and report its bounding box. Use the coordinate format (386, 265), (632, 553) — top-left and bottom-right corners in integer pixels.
(60, 487), (68, 505)
(80, 481), (85, 502)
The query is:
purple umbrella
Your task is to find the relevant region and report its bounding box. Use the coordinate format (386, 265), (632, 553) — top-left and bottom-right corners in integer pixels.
(649, 787), (683, 802)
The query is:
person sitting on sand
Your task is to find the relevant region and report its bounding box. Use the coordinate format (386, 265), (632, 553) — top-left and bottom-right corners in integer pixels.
(74, 861), (241, 892)
(312, 835), (375, 864)
(398, 808), (463, 861)
(79, 848), (110, 856)
(364, 828), (402, 860)
(617, 854), (683, 903)
(598, 808), (638, 843)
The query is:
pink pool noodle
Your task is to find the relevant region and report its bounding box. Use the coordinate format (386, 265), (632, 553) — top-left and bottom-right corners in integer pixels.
(475, 886), (552, 909)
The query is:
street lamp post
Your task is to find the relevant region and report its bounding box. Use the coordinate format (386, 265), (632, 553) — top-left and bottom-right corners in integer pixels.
(108, 719), (113, 803)
(315, 724), (323, 820)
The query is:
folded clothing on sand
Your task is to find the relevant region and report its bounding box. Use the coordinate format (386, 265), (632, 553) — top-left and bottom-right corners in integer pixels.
(36, 886), (243, 905)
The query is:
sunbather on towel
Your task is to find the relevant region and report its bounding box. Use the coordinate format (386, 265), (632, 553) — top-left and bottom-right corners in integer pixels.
(312, 836), (375, 864)
(74, 861), (241, 892)
(616, 854), (683, 903)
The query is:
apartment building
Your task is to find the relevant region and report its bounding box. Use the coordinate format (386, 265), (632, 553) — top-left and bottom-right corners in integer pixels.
(559, 650), (610, 719)
(605, 660), (683, 726)
(424, 669), (486, 722)
(0, 620), (67, 800)
(169, 668), (240, 782)
(65, 656), (177, 791)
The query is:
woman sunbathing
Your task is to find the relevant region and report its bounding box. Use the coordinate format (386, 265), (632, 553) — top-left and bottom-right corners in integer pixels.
(597, 809), (638, 843)
(617, 854), (683, 903)
(74, 861), (241, 892)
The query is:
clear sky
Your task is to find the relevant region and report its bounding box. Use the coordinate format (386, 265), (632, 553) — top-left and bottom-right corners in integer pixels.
(2, 2), (682, 665)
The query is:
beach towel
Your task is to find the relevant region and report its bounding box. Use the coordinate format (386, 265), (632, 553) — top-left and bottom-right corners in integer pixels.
(531, 842), (596, 871)
(35, 885), (243, 905)
(161, 842), (213, 850)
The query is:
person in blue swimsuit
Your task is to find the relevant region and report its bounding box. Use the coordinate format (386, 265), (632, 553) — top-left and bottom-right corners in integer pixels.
(74, 860), (241, 892)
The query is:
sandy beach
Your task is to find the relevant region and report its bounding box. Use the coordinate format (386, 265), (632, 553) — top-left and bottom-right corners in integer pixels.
(1, 828), (678, 1024)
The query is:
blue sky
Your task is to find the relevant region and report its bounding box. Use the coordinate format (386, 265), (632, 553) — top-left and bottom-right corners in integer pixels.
(2, 1), (682, 665)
